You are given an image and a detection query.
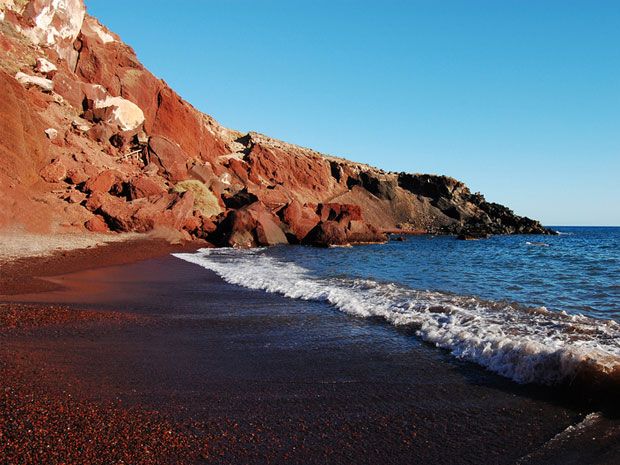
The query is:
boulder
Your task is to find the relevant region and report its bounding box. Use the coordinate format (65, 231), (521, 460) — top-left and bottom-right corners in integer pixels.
(84, 169), (124, 194)
(19, 0), (86, 68)
(227, 158), (249, 183)
(280, 199), (320, 242)
(189, 163), (216, 185)
(182, 214), (202, 234)
(92, 96), (145, 132)
(129, 175), (166, 200)
(64, 189), (86, 204)
(34, 57), (57, 76)
(44, 128), (58, 140)
(39, 159), (66, 183)
(86, 192), (137, 231)
(302, 203), (385, 246)
(346, 220), (386, 244)
(81, 83), (108, 108)
(85, 190), (195, 233)
(154, 191), (195, 231)
(148, 135), (189, 181)
(14, 72), (53, 92)
(305, 221), (348, 247)
(215, 201), (288, 248)
(84, 215), (109, 233)
(65, 168), (88, 185)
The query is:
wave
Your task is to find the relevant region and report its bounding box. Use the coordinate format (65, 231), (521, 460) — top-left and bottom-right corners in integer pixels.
(173, 248), (620, 388)
(525, 241), (550, 247)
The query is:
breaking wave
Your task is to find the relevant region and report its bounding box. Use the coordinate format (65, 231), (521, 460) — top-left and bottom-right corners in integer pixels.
(174, 248), (620, 388)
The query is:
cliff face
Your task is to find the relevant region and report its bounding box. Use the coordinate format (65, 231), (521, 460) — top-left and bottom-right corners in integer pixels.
(0, 0), (552, 246)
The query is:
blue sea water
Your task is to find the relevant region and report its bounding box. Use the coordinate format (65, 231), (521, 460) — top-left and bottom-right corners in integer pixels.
(269, 226), (620, 322)
(175, 227), (620, 386)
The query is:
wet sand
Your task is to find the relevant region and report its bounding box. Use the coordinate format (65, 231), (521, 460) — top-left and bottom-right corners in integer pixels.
(3, 250), (619, 464)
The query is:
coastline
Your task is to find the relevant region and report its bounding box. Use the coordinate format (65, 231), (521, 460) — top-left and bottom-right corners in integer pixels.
(2, 240), (618, 464)
(0, 234), (206, 295)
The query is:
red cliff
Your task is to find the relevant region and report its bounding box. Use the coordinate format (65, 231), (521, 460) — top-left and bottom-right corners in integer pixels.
(0, 0), (552, 246)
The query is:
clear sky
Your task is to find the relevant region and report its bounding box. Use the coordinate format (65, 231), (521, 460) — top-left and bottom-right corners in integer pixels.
(87, 0), (619, 226)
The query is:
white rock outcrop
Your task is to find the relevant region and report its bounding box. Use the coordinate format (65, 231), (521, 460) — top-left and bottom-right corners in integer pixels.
(19, 0), (86, 69)
(44, 128), (58, 139)
(94, 96), (145, 132)
(35, 57), (57, 75)
(15, 71), (54, 92)
(81, 16), (117, 44)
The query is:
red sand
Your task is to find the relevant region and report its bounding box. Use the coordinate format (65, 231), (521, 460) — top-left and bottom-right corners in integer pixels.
(0, 240), (211, 464)
(0, 238), (206, 295)
(0, 305), (207, 465)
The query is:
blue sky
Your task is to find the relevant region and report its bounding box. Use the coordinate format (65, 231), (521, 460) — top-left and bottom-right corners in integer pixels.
(87, 0), (619, 226)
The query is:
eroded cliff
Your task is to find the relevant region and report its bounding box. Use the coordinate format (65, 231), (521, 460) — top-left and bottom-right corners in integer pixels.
(0, 0), (553, 246)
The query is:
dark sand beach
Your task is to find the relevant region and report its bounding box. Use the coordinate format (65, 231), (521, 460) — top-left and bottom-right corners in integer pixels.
(1, 246), (619, 464)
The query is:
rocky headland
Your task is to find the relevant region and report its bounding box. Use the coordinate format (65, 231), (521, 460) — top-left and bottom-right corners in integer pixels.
(0, 0), (553, 248)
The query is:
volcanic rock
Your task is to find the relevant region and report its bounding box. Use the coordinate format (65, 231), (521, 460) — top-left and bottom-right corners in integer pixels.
(305, 221), (348, 247)
(14, 72), (53, 92)
(0, 70), (47, 186)
(39, 159), (66, 183)
(83, 169), (124, 195)
(148, 136), (189, 182)
(92, 96), (145, 132)
(129, 175), (166, 200)
(346, 220), (386, 244)
(19, 0), (85, 67)
(215, 201), (288, 248)
(317, 203), (363, 223)
(34, 57), (57, 76)
(280, 199), (320, 243)
(0, 0), (554, 240)
(84, 215), (109, 232)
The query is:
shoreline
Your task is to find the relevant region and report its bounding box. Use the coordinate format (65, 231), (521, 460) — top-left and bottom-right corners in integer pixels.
(1, 238), (619, 463)
(0, 234), (206, 295)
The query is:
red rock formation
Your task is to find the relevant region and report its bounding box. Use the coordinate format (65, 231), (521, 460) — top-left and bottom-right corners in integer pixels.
(147, 136), (189, 182)
(129, 175), (166, 200)
(280, 200), (320, 243)
(84, 169), (124, 194)
(0, 70), (47, 184)
(215, 202), (288, 248)
(0, 0), (553, 243)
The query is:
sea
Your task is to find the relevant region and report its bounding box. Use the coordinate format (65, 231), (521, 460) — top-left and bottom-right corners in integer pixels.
(174, 226), (620, 389)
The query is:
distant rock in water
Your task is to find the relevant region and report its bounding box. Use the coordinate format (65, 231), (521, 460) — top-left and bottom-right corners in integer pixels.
(0, 0), (553, 246)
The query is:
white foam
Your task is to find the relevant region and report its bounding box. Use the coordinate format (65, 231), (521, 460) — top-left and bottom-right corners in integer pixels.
(174, 248), (620, 386)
